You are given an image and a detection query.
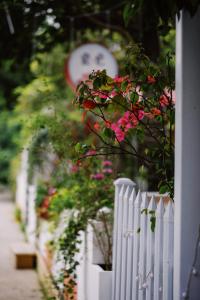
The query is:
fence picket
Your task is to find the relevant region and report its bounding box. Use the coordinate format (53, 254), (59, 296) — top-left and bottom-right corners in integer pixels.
(154, 198), (164, 300)
(112, 178), (135, 300)
(120, 186), (132, 300)
(138, 193), (148, 300)
(114, 184), (125, 300)
(125, 188), (136, 300)
(163, 201), (174, 300)
(146, 196), (156, 300)
(132, 190), (142, 300)
(112, 179), (174, 300)
(112, 181), (121, 300)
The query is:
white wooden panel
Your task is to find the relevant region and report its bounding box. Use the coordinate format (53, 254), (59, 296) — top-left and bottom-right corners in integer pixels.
(163, 201), (174, 300)
(115, 184), (125, 300)
(138, 193), (148, 300)
(154, 198), (164, 300)
(146, 196), (156, 300)
(125, 188), (136, 300)
(132, 190), (142, 300)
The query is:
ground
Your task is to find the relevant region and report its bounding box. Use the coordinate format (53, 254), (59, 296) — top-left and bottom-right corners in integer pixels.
(0, 190), (43, 300)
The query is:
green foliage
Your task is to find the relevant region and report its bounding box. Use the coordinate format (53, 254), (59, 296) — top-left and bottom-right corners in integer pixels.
(0, 110), (21, 184)
(34, 157), (114, 298)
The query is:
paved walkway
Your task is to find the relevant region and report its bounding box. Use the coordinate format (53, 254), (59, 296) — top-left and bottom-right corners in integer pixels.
(0, 191), (43, 300)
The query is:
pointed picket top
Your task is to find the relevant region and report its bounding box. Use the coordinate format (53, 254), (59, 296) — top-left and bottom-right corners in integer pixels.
(141, 192), (148, 209)
(129, 187), (136, 202)
(124, 185), (131, 201)
(134, 190), (142, 207)
(156, 197), (165, 217)
(148, 195), (156, 210)
(164, 201), (174, 221)
(119, 184), (125, 199)
(114, 177), (136, 187)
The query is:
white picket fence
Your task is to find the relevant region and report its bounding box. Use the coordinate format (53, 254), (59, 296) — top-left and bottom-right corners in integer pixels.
(112, 178), (174, 300)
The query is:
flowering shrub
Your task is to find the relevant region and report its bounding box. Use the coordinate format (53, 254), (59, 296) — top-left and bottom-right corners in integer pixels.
(75, 55), (175, 197)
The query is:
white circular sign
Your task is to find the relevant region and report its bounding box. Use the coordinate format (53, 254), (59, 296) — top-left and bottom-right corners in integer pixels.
(65, 43), (118, 88)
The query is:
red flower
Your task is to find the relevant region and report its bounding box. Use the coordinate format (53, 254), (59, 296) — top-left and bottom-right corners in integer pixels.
(147, 75), (156, 84)
(83, 100), (97, 110)
(114, 76), (129, 83)
(94, 122), (100, 131)
(151, 108), (161, 116)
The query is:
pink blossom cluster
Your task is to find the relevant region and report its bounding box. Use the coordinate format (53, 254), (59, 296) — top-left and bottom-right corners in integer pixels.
(102, 160), (113, 174)
(91, 173), (105, 180)
(110, 110), (144, 142)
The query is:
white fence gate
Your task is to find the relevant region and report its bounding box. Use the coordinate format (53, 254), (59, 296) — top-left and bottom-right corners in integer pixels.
(112, 178), (174, 300)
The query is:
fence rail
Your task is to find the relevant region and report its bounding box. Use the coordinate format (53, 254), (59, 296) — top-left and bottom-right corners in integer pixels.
(112, 178), (174, 300)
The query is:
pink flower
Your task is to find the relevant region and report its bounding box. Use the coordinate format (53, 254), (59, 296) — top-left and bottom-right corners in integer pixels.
(137, 110), (144, 120)
(48, 187), (57, 196)
(164, 88), (176, 105)
(91, 173), (105, 180)
(86, 150), (97, 156)
(92, 91), (108, 99)
(111, 123), (125, 142)
(114, 127), (125, 142)
(114, 76), (129, 83)
(159, 95), (169, 107)
(70, 165), (79, 173)
(102, 160), (112, 167)
(109, 91), (118, 97)
(103, 168), (113, 174)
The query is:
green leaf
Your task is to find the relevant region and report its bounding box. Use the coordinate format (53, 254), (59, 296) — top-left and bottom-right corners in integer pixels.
(75, 142), (81, 153)
(150, 216), (156, 232)
(159, 184), (169, 194)
(103, 127), (114, 139)
(141, 208), (148, 215)
(121, 80), (129, 92)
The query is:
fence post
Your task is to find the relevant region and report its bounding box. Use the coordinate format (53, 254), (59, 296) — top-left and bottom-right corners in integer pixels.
(163, 201), (174, 300)
(138, 193), (148, 300)
(125, 188), (136, 300)
(132, 190), (142, 299)
(112, 178), (136, 300)
(154, 198), (164, 300)
(146, 196), (156, 300)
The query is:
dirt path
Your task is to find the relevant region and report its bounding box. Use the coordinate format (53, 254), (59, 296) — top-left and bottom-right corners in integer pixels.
(0, 191), (43, 300)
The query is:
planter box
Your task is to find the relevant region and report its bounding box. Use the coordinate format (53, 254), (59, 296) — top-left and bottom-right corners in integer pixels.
(11, 242), (36, 269)
(86, 265), (112, 300)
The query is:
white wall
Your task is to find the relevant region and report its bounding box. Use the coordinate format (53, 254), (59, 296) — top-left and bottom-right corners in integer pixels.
(175, 8), (200, 299)
(15, 148), (29, 223)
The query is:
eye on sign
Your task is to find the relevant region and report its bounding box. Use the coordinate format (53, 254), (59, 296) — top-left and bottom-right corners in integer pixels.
(65, 43), (118, 89)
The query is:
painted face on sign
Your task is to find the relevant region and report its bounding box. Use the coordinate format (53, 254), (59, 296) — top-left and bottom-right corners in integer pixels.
(66, 43), (118, 89)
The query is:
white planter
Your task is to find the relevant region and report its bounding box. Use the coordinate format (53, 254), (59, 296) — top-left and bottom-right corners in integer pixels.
(88, 265), (112, 300)
(37, 220), (53, 258)
(77, 225), (112, 300)
(77, 264), (112, 300)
